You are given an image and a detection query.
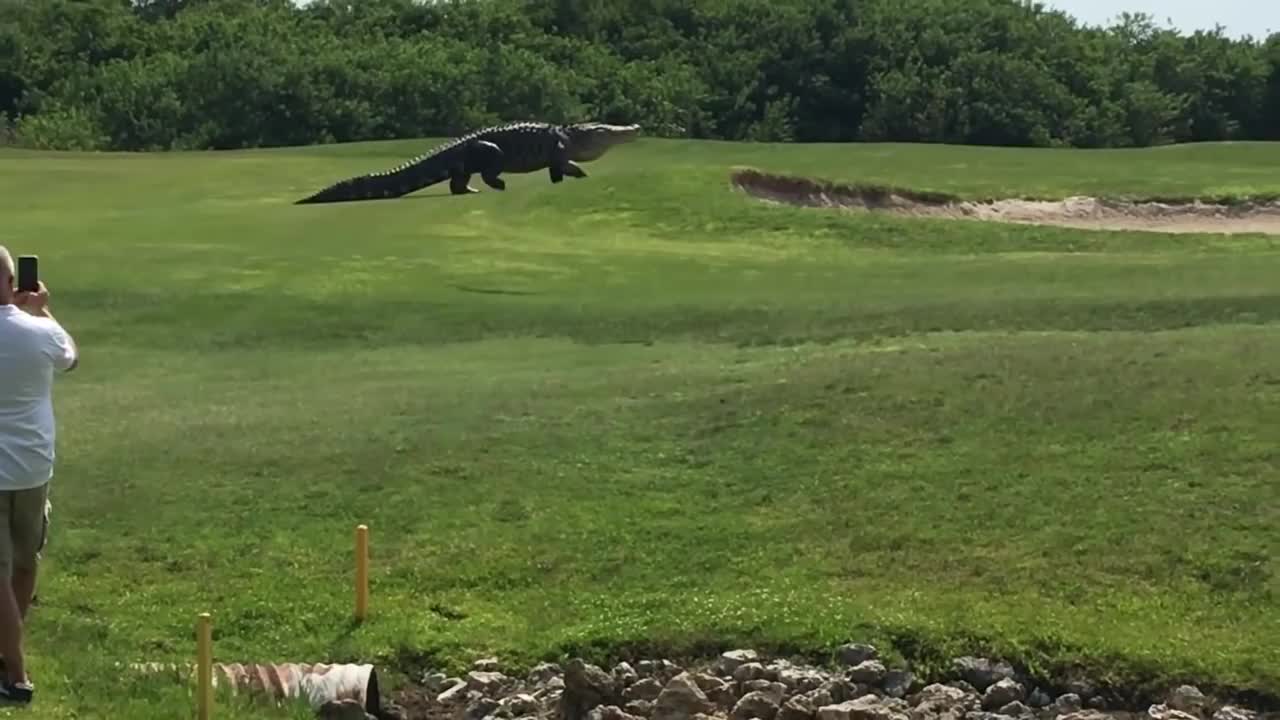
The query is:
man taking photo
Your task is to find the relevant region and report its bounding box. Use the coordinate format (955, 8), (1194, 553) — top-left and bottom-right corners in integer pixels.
(0, 246), (77, 704)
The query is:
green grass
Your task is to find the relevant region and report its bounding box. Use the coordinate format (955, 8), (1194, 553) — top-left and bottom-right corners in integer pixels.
(1, 137), (1279, 718)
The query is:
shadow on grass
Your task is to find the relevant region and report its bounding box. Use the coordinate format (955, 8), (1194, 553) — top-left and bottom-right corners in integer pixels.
(450, 284), (541, 296)
(59, 288), (1280, 352)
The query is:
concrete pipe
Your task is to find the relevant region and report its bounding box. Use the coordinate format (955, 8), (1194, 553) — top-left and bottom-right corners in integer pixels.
(129, 661), (384, 715)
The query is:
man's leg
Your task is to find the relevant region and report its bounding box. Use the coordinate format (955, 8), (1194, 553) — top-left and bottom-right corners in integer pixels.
(0, 482), (47, 700)
(12, 492), (46, 620)
(0, 488), (25, 690)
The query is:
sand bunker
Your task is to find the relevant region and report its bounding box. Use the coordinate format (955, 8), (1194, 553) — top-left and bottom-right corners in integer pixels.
(730, 168), (1280, 235)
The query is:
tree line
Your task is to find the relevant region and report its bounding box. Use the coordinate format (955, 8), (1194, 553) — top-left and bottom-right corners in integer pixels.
(2, 0), (1278, 152)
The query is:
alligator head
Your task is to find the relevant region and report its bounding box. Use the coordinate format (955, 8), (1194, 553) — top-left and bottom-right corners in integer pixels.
(565, 122), (641, 162)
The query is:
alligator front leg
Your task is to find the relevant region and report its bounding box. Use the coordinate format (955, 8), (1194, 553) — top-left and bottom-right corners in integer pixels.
(548, 160), (588, 183)
(547, 138), (585, 184)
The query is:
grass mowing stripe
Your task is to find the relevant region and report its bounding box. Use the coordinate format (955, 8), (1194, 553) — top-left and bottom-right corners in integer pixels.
(2, 139), (1278, 717)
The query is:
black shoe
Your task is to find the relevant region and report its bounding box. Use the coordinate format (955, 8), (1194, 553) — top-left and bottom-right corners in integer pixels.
(0, 679), (33, 704)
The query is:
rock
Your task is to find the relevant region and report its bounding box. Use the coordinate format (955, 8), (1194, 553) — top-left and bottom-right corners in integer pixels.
(822, 679), (856, 704)
(839, 645), (880, 667)
(503, 694), (540, 716)
(1214, 708), (1257, 720)
(1027, 689), (1052, 709)
(637, 660), (681, 680)
(1063, 682), (1096, 702)
(911, 683), (974, 709)
(1056, 712), (1114, 720)
(627, 679), (667, 702)
(1149, 705), (1201, 720)
(1167, 687), (1207, 715)
(819, 695), (909, 720)
(1054, 695), (1083, 715)
(318, 699), (375, 720)
(733, 691), (783, 720)
(848, 661), (887, 686)
(626, 700), (655, 717)
(530, 662), (563, 684)
(951, 658), (1016, 692)
(780, 668), (828, 694)
(589, 706), (646, 720)
(691, 674), (735, 708)
(780, 695), (821, 720)
(464, 696), (501, 720)
(615, 663), (641, 688)
(982, 679), (1026, 710)
(690, 673), (725, 691)
(998, 701), (1033, 717)
(766, 660), (796, 679)
(539, 676), (567, 701)
(883, 671), (915, 700)
(385, 654), (1268, 720)
(468, 671), (510, 693)
(653, 672), (715, 720)
(561, 659), (620, 720)
(883, 699), (913, 715)
(908, 683), (977, 720)
(438, 679), (470, 704)
(744, 681), (789, 702)
(721, 651), (763, 676)
(805, 690), (836, 709)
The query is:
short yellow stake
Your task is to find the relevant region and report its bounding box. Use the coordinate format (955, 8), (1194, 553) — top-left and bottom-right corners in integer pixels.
(196, 612), (213, 720)
(355, 524), (369, 622)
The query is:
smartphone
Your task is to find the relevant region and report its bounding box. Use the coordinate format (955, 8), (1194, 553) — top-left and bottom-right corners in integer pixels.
(16, 255), (38, 293)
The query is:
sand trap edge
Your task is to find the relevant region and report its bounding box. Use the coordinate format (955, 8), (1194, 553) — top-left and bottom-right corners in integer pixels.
(728, 167), (1280, 236)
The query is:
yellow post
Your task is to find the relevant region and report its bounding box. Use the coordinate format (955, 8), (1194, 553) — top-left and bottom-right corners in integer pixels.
(196, 612), (213, 720)
(355, 524), (369, 622)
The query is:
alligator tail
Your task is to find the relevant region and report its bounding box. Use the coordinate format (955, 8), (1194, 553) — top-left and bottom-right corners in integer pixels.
(294, 146), (459, 205)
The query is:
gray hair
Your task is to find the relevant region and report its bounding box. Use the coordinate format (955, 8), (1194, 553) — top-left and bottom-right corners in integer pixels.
(0, 246), (11, 278)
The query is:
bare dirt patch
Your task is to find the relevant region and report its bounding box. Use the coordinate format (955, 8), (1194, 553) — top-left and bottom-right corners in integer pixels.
(730, 168), (1280, 235)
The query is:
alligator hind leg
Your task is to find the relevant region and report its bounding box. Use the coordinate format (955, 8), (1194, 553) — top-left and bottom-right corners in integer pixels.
(467, 140), (507, 191)
(449, 168), (477, 195)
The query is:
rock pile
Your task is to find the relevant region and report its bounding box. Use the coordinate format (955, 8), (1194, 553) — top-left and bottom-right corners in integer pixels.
(381, 648), (1272, 720)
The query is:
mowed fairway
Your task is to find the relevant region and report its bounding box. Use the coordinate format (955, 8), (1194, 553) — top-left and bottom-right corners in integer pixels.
(1, 137), (1279, 718)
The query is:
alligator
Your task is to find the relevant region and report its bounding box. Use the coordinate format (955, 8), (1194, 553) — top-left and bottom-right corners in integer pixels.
(294, 121), (641, 204)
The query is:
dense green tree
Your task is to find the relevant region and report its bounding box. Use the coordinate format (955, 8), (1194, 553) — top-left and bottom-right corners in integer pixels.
(1, 0), (1275, 151)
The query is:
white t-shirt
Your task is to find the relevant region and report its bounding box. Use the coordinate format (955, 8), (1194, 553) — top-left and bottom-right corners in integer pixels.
(0, 304), (77, 490)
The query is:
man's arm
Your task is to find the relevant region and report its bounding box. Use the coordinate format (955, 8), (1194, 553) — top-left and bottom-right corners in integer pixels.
(40, 308), (78, 372)
(16, 282), (77, 372)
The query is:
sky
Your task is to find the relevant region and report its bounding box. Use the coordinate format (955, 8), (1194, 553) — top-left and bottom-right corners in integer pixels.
(1043, 0), (1277, 39)
(287, 0), (1276, 41)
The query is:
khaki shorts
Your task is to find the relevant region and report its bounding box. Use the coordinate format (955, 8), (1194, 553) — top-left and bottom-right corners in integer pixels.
(0, 484), (49, 577)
